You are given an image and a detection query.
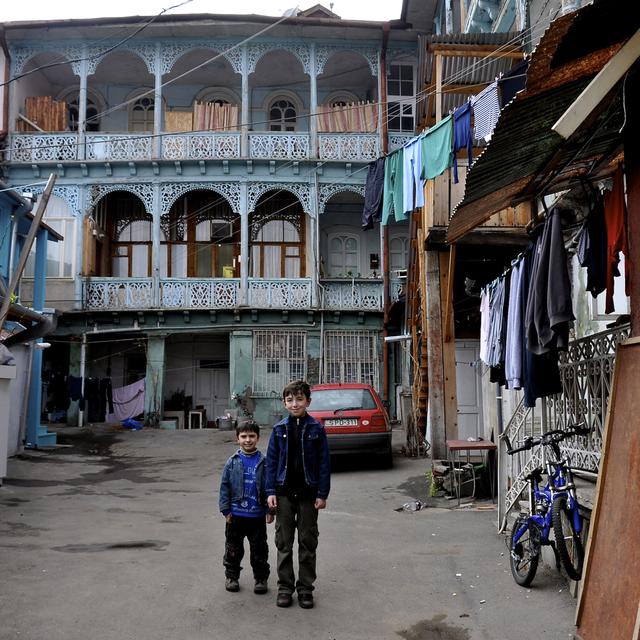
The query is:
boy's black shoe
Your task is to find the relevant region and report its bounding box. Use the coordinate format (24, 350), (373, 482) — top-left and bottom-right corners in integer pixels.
(225, 578), (239, 592)
(298, 593), (314, 609)
(276, 592), (293, 607)
(254, 579), (268, 594)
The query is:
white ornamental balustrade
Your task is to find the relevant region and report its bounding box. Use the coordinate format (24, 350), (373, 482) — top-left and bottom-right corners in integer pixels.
(388, 134), (414, 152)
(160, 278), (239, 309)
(318, 134), (380, 161)
(389, 277), (405, 302)
(10, 133), (78, 162)
(248, 279), (312, 309)
(161, 132), (241, 160)
(84, 278), (154, 310)
(86, 134), (153, 161)
(248, 133), (310, 160)
(321, 279), (383, 311)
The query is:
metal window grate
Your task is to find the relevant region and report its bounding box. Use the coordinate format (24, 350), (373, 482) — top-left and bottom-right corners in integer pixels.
(323, 330), (379, 390)
(253, 330), (307, 396)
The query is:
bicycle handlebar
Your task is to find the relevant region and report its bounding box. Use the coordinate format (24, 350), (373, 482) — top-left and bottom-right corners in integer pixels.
(503, 423), (590, 455)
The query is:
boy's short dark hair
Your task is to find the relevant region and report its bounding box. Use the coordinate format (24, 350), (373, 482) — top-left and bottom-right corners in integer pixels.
(236, 419), (260, 437)
(282, 380), (311, 401)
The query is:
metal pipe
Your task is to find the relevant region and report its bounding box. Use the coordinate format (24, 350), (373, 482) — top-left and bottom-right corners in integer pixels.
(78, 333), (87, 428)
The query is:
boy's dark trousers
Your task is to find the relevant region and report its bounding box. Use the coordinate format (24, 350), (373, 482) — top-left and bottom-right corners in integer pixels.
(223, 516), (269, 581)
(274, 495), (319, 595)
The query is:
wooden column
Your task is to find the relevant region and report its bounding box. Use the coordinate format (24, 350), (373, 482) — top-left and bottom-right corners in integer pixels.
(624, 77), (640, 337)
(440, 249), (458, 441)
(426, 248), (446, 459)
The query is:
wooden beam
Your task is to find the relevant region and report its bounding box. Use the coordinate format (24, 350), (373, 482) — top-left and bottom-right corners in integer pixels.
(443, 244), (456, 343)
(439, 250), (458, 441)
(428, 44), (523, 58)
(435, 53), (443, 123)
(553, 28), (640, 140)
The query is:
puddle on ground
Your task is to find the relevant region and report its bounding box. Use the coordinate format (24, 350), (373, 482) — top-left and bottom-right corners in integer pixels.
(397, 614), (470, 640)
(52, 540), (169, 553)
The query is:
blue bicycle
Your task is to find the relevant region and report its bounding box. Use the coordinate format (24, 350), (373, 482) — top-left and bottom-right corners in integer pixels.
(504, 423), (590, 587)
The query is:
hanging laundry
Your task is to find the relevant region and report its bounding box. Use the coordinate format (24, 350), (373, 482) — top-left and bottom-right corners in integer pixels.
(498, 59), (529, 107)
(525, 209), (574, 355)
(505, 256), (525, 390)
(452, 102), (473, 184)
(108, 378), (146, 423)
(402, 137), (425, 215)
(67, 374), (85, 411)
(577, 192), (607, 298)
(471, 81), (501, 142)
(479, 287), (490, 364)
(362, 157), (386, 229)
(382, 149), (406, 224)
(420, 115), (453, 182)
(520, 243), (562, 408)
(604, 165), (630, 314)
(486, 276), (507, 368)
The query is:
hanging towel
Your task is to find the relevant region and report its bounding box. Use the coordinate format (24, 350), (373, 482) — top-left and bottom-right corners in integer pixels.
(381, 150), (406, 224)
(362, 157), (386, 229)
(472, 81), (501, 142)
(108, 378), (146, 423)
(604, 164), (630, 314)
(452, 103), (473, 184)
(420, 115), (453, 181)
(402, 137), (425, 215)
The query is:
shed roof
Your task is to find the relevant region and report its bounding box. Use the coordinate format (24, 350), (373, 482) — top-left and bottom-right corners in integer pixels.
(447, 0), (640, 243)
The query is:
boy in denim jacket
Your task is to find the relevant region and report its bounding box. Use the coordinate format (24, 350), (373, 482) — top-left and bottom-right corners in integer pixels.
(266, 380), (331, 609)
(219, 420), (273, 594)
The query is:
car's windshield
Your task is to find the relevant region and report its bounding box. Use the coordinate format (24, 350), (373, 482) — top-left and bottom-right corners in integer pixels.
(311, 389), (376, 411)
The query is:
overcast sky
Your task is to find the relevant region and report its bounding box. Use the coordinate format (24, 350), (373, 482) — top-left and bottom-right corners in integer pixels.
(2, 0), (403, 22)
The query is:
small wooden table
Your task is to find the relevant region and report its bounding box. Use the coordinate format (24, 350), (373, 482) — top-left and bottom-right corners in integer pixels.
(446, 439), (497, 506)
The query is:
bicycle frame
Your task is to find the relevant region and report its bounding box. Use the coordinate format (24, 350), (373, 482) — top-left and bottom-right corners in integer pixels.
(511, 439), (582, 552)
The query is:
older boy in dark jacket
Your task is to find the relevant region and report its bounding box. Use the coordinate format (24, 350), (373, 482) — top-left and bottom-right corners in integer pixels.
(266, 380), (331, 610)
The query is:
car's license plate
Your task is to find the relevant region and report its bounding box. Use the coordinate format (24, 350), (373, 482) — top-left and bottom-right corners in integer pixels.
(324, 418), (358, 427)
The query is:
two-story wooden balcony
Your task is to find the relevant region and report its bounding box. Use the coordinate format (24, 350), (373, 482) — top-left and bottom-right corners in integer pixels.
(9, 131), (383, 163)
(81, 276), (398, 312)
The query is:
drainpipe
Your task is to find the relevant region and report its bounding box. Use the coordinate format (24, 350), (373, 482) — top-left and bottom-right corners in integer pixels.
(0, 26), (10, 136)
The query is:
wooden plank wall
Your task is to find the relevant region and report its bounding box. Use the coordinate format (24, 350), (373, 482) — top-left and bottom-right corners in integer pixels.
(16, 96), (67, 131)
(576, 340), (640, 640)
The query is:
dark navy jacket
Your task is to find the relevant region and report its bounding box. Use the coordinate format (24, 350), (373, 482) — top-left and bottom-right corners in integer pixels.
(265, 414), (331, 500)
(219, 450), (267, 516)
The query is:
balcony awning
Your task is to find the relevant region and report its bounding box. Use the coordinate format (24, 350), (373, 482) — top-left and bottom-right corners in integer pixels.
(447, 0), (640, 243)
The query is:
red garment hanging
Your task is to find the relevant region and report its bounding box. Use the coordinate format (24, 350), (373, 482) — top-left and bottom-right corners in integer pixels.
(604, 164), (630, 314)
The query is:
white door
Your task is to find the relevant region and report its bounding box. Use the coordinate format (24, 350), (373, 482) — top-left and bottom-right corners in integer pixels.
(455, 340), (484, 440)
(195, 366), (230, 424)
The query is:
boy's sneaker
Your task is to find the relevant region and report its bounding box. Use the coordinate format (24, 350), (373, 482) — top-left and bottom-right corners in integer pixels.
(276, 592), (293, 607)
(225, 578), (239, 592)
(254, 579), (268, 594)
(298, 593), (314, 609)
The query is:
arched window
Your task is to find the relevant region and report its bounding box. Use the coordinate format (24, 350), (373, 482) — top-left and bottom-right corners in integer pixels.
(269, 99), (297, 132)
(250, 193), (305, 278)
(327, 233), (359, 277)
(389, 236), (409, 271)
(67, 97), (99, 132)
(130, 95), (155, 132)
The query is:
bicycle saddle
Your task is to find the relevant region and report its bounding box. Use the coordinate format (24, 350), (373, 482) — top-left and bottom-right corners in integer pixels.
(524, 467), (544, 481)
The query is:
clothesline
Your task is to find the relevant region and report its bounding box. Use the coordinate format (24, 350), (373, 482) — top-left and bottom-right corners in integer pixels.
(362, 60), (529, 230)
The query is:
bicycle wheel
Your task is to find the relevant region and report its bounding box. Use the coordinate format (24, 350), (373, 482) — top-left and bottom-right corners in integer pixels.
(509, 515), (540, 587)
(552, 495), (584, 580)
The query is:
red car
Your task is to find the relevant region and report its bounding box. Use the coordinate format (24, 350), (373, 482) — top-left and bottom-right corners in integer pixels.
(309, 383), (392, 467)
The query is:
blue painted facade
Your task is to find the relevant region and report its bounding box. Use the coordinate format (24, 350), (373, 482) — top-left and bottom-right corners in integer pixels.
(0, 10), (417, 427)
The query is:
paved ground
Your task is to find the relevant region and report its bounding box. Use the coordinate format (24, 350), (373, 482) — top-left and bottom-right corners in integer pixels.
(0, 426), (578, 640)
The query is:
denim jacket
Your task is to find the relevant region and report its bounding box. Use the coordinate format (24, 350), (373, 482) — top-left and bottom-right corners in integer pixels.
(218, 450), (267, 516)
(265, 414), (331, 500)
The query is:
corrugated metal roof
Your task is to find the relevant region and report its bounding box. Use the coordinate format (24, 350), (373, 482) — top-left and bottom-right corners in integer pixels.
(447, 0), (640, 242)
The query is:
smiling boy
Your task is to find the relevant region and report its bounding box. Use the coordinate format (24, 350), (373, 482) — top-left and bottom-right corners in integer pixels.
(266, 380), (331, 609)
(219, 420), (273, 594)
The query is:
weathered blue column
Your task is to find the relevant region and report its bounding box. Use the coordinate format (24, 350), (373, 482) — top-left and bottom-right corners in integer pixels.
(144, 333), (166, 424)
(26, 229), (56, 447)
(0, 207), (12, 285)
